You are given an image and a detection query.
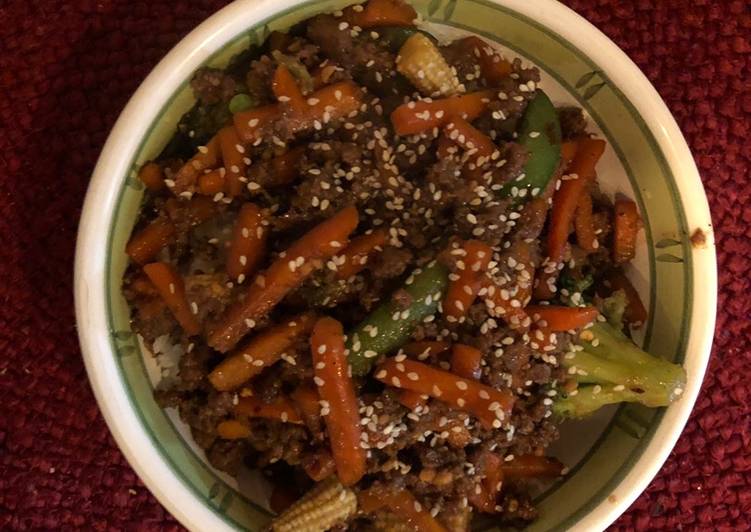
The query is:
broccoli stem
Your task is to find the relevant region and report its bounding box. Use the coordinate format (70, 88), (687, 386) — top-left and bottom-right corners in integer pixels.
(555, 322), (687, 418)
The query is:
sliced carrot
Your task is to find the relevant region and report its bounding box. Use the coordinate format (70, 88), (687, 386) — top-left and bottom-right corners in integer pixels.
(143, 262), (201, 336)
(218, 126), (248, 197)
(335, 229), (387, 280)
(526, 305), (599, 331)
(451, 344), (483, 380)
(613, 197), (641, 265)
(469, 451), (503, 513)
(546, 138), (606, 261)
(397, 390), (427, 410)
(401, 341), (451, 359)
(375, 358), (514, 429)
(443, 240), (493, 323)
(574, 188), (598, 252)
(208, 206), (359, 352)
(125, 218), (175, 265)
(359, 487), (446, 532)
(209, 314), (316, 392)
(603, 270), (648, 327)
(457, 36), (513, 86)
(445, 117), (497, 159)
(172, 134), (222, 194)
(216, 419), (251, 440)
(310, 317), (366, 486)
(235, 395), (303, 424)
(233, 104), (280, 143)
(301, 449), (337, 481)
(501, 454), (564, 480)
(226, 203), (267, 282)
(197, 168), (226, 196)
(291, 383), (323, 434)
(137, 161), (165, 191)
(391, 90), (494, 135)
(272, 64), (306, 112)
(560, 140), (578, 166)
(344, 0), (417, 28)
(270, 145), (306, 186)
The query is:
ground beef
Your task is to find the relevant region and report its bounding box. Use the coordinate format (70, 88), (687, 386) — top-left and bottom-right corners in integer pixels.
(558, 106), (588, 140)
(369, 246), (412, 279)
(191, 67), (237, 105)
(307, 15), (400, 96)
(207, 439), (248, 474)
(246, 55), (276, 105)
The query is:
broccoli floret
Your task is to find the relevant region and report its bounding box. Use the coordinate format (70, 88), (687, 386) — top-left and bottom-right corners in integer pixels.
(553, 322), (686, 418)
(598, 289), (627, 329)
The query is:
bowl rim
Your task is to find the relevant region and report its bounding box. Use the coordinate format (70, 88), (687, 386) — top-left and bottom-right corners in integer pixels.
(74, 0), (717, 530)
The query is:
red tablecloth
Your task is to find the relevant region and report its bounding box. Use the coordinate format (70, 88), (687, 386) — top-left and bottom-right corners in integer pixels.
(1, 0), (749, 530)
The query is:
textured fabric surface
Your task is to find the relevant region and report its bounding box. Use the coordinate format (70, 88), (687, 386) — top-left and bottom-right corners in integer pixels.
(0, 0), (748, 530)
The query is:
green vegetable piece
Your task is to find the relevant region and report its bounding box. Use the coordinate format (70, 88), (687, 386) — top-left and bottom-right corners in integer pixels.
(229, 94), (255, 114)
(347, 261), (449, 376)
(555, 322), (687, 418)
(499, 90), (561, 199)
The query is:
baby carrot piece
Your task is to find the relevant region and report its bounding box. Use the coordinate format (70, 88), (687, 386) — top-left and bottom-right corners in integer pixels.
(218, 126), (248, 197)
(235, 395), (303, 424)
(501, 454), (563, 480)
(469, 451), (503, 513)
(197, 168), (226, 196)
(456, 36), (513, 86)
(310, 317), (366, 486)
(226, 203), (267, 283)
(172, 134), (222, 194)
(546, 138), (606, 261)
(401, 341), (451, 359)
(335, 229), (387, 280)
(613, 198), (641, 265)
(391, 90), (494, 135)
(443, 240), (493, 323)
(273, 64), (306, 113)
(209, 313), (316, 392)
(137, 161), (165, 191)
(208, 206), (359, 352)
(126, 218), (175, 265)
(397, 390), (427, 410)
(375, 358), (514, 429)
(359, 487), (446, 532)
(450, 344), (483, 380)
(142, 262), (201, 336)
(344, 0), (417, 28)
(291, 383), (323, 436)
(444, 118), (497, 159)
(216, 419), (251, 440)
(526, 305), (599, 332)
(233, 104), (280, 143)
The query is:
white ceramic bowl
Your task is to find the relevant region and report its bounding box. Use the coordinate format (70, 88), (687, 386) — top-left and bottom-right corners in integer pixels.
(75, 0), (717, 530)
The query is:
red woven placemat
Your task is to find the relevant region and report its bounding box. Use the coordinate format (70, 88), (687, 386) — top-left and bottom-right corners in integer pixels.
(0, 0), (748, 529)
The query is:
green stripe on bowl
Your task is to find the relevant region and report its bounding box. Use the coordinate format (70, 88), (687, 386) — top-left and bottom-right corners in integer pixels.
(104, 0), (693, 530)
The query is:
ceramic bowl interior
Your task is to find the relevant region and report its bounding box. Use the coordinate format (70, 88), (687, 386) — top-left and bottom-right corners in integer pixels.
(75, 0), (716, 530)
